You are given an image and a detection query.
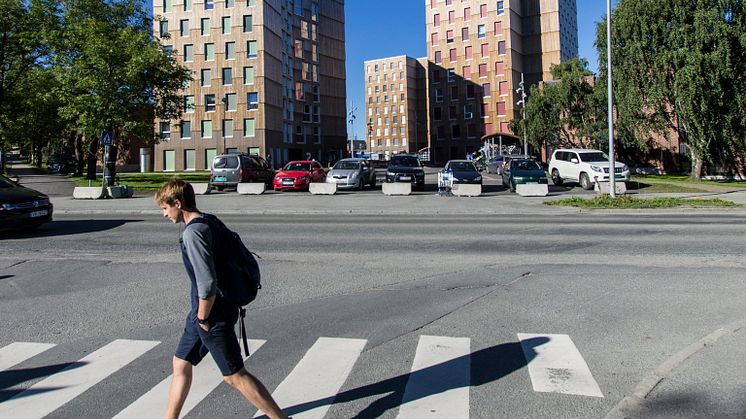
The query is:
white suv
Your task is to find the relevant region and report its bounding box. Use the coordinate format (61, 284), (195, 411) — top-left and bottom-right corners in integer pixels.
(548, 149), (630, 190)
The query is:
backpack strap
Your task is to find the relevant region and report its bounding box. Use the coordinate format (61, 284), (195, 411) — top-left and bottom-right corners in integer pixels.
(238, 307), (250, 357)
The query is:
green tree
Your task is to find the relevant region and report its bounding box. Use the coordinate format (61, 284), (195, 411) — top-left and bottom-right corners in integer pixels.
(510, 58), (605, 152)
(597, 0), (746, 179)
(53, 0), (190, 181)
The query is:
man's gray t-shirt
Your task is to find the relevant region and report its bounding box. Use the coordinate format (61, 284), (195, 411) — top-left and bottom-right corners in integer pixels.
(182, 215), (219, 299)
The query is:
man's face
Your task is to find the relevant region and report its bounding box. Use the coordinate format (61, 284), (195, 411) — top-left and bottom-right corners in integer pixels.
(160, 201), (183, 224)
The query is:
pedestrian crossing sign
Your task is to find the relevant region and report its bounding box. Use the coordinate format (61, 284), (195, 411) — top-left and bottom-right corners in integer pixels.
(100, 130), (114, 145)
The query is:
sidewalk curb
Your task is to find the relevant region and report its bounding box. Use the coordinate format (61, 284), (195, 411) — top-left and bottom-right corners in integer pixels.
(605, 319), (746, 419)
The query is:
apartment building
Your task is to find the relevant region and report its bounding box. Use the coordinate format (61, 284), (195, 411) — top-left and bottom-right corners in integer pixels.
(425, 0), (578, 163)
(363, 56), (428, 160)
(153, 0), (346, 172)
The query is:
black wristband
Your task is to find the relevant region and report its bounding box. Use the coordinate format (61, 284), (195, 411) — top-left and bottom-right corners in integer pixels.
(197, 317), (209, 325)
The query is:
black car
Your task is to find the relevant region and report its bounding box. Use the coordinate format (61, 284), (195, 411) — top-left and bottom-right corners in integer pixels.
(46, 153), (77, 174)
(0, 174), (53, 232)
(385, 154), (425, 189)
(442, 160), (483, 185)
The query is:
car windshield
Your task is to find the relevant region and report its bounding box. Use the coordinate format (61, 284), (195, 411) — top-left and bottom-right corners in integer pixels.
(450, 162), (477, 171)
(513, 160), (543, 170)
(579, 152), (609, 162)
(283, 162), (311, 171)
(391, 156), (420, 167)
(333, 161), (360, 170)
(214, 156), (239, 169)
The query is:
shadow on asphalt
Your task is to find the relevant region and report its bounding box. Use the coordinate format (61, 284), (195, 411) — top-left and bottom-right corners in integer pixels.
(267, 337), (549, 419)
(0, 362), (87, 402)
(1, 219), (142, 239)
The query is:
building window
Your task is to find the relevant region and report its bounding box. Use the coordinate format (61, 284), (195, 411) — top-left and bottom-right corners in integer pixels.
(433, 69), (441, 83)
(184, 95), (195, 113)
(160, 121), (171, 139)
(163, 150), (175, 171)
(205, 94), (216, 112)
(497, 101), (506, 115)
(183, 44), (193, 61)
(159, 20), (169, 38)
(465, 45), (473, 59)
(495, 61), (505, 75)
(184, 149), (196, 170)
(450, 85), (458, 99)
(481, 43), (489, 57)
(247, 92), (259, 110)
(204, 43), (215, 60)
(434, 13), (440, 26)
(447, 68), (455, 82)
(463, 65), (471, 79)
(449, 48), (456, 62)
(243, 15), (252, 32)
(452, 124), (461, 138)
(494, 20), (502, 35)
(434, 50), (442, 64)
(243, 119), (255, 137)
(466, 84), (475, 98)
(499, 81), (509, 96)
(448, 10), (455, 24)
(483, 123), (492, 135)
(497, 1), (505, 15)
(201, 120), (213, 138)
(205, 0), (214, 10)
(225, 41), (235, 59)
(222, 16), (231, 34)
(431, 32), (439, 45)
(200, 18), (210, 35)
(479, 63), (487, 77)
(462, 27), (469, 41)
(480, 4), (487, 18)
(184, 0), (192, 11)
(180, 120), (191, 139)
(498, 40), (506, 55)
(162, 0), (172, 12)
(478, 24), (486, 38)
(435, 88), (443, 102)
(464, 104), (473, 119)
(225, 93), (237, 111)
(222, 67), (232, 85)
(483, 82), (491, 97)
(243, 66), (254, 84)
(481, 102), (489, 116)
(201, 68), (211, 86)
(247, 40), (257, 58)
(433, 106), (442, 120)
(226, 0), (234, 7)
(501, 122), (510, 132)
(179, 19), (189, 36)
(464, 7), (471, 20)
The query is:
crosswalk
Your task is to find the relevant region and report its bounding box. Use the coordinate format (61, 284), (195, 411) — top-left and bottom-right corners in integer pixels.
(0, 333), (603, 418)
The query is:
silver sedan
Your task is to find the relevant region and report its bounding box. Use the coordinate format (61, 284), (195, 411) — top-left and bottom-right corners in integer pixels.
(325, 158), (376, 190)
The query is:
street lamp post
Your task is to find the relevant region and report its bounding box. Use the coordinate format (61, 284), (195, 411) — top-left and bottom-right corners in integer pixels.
(516, 73), (528, 156)
(607, 0), (616, 197)
(348, 101), (357, 158)
(221, 95), (228, 154)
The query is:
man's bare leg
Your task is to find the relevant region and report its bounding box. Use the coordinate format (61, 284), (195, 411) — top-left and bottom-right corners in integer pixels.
(165, 357), (193, 419)
(224, 368), (288, 419)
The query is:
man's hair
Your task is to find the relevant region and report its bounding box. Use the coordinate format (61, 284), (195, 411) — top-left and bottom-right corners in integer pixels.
(154, 177), (197, 209)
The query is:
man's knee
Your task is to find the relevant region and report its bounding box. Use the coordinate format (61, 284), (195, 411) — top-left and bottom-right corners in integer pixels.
(223, 367), (250, 386)
(172, 356), (192, 377)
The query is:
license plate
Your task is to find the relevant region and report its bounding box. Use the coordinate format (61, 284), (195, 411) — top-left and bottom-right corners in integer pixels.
(282, 179), (293, 185)
(336, 179), (347, 184)
(30, 210), (48, 218)
(215, 176), (226, 182)
(400, 176), (411, 181)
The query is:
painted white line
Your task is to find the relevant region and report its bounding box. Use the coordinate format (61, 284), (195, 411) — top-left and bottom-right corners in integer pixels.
(0, 339), (160, 418)
(397, 335), (471, 419)
(255, 337), (367, 419)
(518, 333), (603, 398)
(0, 342), (56, 371)
(113, 339), (266, 419)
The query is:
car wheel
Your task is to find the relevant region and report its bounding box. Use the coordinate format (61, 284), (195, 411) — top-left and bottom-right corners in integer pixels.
(214, 185), (224, 192)
(551, 169), (564, 186)
(580, 173), (592, 190)
(358, 179), (364, 191)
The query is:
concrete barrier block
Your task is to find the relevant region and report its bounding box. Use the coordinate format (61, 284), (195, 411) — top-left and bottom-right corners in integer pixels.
(451, 183), (482, 197)
(107, 185), (134, 198)
(309, 182), (337, 195)
(192, 183), (211, 195)
(595, 181), (627, 195)
(382, 182), (412, 196)
(516, 183), (549, 197)
(237, 183), (266, 195)
(73, 187), (106, 199)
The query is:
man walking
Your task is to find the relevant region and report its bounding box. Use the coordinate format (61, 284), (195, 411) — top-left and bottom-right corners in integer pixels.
(155, 178), (288, 419)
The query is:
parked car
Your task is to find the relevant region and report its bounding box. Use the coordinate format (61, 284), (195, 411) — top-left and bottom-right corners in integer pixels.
(501, 158), (548, 192)
(210, 154), (275, 191)
(385, 154), (425, 190)
(548, 149), (630, 190)
(46, 154), (77, 174)
(441, 160), (482, 185)
(0, 174), (53, 232)
(273, 160), (326, 191)
(486, 154), (533, 175)
(370, 159), (389, 184)
(325, 158), (376, 190)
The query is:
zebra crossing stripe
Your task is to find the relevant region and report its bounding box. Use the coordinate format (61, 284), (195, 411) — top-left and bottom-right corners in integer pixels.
(0, 339), (159, 418)
(113, 339), (266, 419)
(0, 342), (56, 372)
(397, 335), (471, 419)
(517, 333), (604, 398)
(254, 337), (367, 419)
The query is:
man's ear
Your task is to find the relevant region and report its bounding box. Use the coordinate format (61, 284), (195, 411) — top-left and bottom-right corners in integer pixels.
(174, 199), (182, 209)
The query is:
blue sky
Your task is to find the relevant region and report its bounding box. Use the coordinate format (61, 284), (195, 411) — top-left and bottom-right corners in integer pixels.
(344, 0), (617, 139)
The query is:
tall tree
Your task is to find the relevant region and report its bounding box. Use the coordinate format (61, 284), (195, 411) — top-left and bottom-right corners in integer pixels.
(53, 0), (190, 181)
(597, 0), (746, 179)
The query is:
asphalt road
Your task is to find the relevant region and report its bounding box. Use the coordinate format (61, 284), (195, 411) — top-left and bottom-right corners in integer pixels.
(2, 212), (745, 418)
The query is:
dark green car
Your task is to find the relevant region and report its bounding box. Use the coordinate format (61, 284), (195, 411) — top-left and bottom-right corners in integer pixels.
(501, 159), (548, 192)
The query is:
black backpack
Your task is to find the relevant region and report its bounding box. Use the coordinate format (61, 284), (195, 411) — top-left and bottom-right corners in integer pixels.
(192, 213), (261, 356)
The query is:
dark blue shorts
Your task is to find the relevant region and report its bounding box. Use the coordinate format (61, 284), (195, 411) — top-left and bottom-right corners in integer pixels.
(174, 313), (244, 376)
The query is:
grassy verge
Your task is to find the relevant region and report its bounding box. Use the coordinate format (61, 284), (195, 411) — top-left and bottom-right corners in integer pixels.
(629, 175), (746, 193)
(67, 172), (211, 191)
(545, 195), (739, 209)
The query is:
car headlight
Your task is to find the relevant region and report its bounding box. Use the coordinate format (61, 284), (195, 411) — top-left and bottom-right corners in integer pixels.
(350, 172), (359, 179)
(590, 165), (604, 172)
(513, 176), (525, 181)
(386, 171), (395, 176)
(415, 171), (424, 177)
(475, 176), (482, 182)
(299, 176), (309, 181)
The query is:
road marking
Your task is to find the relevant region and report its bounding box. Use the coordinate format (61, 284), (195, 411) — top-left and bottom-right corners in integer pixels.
(114, 339), (265, 419)
(0, 342), (56, 371)
(255, 337), (367, 419)
(0, 339), (159, 418)
(397, 335), (470, 419)
(518, 333), (603, 398)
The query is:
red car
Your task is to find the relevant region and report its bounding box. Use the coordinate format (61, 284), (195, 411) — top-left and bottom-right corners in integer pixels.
(273, 160), (326, 191)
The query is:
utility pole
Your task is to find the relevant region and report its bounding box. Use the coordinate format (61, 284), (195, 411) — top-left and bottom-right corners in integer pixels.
(414, 111), (418, 157)
(607, 0), (616, 197)
(516, 73), (528, 156)
(222, 95), (228, 154)
(347, 101), (357, 158)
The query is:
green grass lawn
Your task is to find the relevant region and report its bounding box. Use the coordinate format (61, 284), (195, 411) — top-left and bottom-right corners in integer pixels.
(629, 175), (746, 193)
(546, 195), (739, 209)
(67, 172), (211, 191)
